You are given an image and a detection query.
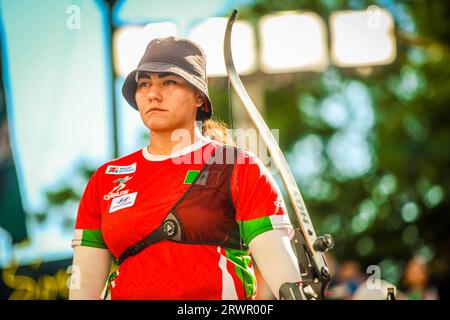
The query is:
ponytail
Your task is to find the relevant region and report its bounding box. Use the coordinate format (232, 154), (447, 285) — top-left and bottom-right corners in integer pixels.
(201, 118), (236, 146)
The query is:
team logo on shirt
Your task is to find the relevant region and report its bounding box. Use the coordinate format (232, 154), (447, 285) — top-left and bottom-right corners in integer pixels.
(109, 192), (138, 213)
(105, 163), (136, 175)
(104, 176), (133, 200)
(274, 196), (286, 209)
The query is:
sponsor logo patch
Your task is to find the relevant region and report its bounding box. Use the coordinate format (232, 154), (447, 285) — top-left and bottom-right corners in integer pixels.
(105, 163), (136, 175)
(110, 192), (138, 213)
(104, 176), (133, 200)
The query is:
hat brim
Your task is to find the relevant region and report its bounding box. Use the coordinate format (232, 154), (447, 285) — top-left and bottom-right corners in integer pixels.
(122, 62), (212, 121)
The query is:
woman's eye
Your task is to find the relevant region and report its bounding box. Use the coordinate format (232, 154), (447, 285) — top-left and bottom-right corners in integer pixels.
(138, 82), (149, 88)
(164, 80), (176, 86)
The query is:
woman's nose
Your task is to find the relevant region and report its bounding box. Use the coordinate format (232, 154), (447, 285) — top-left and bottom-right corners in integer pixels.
(146, 85), (162, 101)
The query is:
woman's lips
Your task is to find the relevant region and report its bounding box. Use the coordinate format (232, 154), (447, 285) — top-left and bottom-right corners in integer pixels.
(148, 108), (166, 113)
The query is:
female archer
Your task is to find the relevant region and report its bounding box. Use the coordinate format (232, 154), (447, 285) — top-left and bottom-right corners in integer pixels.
(69, 36), (304, 300)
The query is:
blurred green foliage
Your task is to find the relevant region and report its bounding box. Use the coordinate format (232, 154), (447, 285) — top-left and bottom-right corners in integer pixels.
(220, 0), (450, 287)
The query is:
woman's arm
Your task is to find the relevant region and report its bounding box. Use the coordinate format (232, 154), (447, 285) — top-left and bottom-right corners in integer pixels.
(249, 228), (302, 299)
(69, 246), (113, 300)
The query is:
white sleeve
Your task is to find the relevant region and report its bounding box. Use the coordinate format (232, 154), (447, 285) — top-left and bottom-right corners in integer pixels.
(249, 228), (302, 299)
(68, 246), (113, 300)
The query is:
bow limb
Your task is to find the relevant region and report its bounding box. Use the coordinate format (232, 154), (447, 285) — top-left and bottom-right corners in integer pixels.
(224, 9), (332, 299)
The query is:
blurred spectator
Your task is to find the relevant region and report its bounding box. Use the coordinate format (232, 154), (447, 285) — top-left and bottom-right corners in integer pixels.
(353, 279), (401, 300)
(328, 260), (365, 299)
(400, 256), (439, 300)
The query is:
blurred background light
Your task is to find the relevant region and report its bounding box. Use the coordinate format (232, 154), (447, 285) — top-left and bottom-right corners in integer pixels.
(290, 134), (326, 183)
(379, 259), (403, 284)
(114, 22), (178, 78)
(188, 17), (256, 77)
(330, 8), (396, 67)
(401, 202), (420, 223)
(319, 97), (349, 129)
(424, 185), (444, 208)
(259, 11), (328, 73)
(379, 174), (398, 196)
(415, 244), (435, 263)
(327, 130), (373, 179)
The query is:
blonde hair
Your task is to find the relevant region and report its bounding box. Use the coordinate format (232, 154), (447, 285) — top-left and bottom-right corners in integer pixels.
(201, 118), (235, 146)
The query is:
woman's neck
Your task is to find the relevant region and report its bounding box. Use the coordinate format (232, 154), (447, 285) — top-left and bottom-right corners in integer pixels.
(147, 126), (204, 156)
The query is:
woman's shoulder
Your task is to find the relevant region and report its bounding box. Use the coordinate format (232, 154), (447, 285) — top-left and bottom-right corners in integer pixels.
(208, 142), (258, 165)
(235, 148), (261, 166)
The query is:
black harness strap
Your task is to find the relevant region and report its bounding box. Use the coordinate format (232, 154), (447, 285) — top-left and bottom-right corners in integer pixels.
(117, 145), (241, 265)
(118, 212), (181, 265)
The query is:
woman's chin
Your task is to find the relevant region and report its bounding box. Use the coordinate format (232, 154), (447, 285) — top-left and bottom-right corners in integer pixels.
(145, 119), (174, 132)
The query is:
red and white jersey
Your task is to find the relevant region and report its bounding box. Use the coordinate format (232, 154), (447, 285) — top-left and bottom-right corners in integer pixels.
(72, 137), (293, 299)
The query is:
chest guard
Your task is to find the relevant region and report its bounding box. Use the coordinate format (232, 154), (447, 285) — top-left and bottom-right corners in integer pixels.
(118, 145), (246, 265)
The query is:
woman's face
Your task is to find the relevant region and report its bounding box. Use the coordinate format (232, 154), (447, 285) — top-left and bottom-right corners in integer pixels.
(135, 72), (204, 133)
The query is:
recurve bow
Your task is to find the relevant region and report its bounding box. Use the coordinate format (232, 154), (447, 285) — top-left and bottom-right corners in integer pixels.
(224, 9), (334, 300)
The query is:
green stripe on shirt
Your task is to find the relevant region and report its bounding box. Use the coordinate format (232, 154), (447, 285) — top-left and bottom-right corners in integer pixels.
(238, 216), (274, 246)
(80, 229), (107, 249)
(238, 214), (294, 246)
(225, 248), (256, 299)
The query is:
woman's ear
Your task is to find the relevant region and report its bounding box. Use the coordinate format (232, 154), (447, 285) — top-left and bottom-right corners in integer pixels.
(196, 92), (205, 107)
